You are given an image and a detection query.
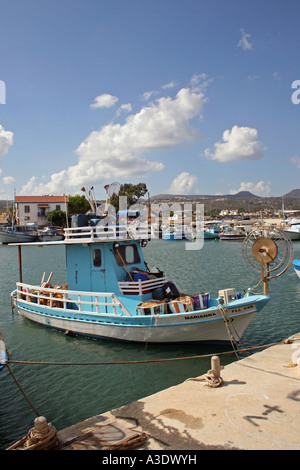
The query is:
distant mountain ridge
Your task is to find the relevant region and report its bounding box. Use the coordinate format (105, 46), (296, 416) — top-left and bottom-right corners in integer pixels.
(151, 189), (300, 200)
(283, 189), (300, 199)
(226, 191), (258, 198)
(149, 189), (300, 212)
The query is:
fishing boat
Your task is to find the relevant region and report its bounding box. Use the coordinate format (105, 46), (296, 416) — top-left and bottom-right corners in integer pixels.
(38, 226), (64, 241)
(219, 232), (246, 241)
(283, 222), (300, 241)
(0, 332), (8, 371)
(162, 229), (186, 240)
(0, 224), (38, 244)
(9, 213), (270, 345)
(219, 225), (247, 241)
(292, 259), (300, 279)
(203, 223), (221, 240)
(162, 224), (194, 240)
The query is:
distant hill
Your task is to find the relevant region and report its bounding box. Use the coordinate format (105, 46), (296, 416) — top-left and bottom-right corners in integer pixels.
(151, 189), (300, 201)
(149, 189), (300, 213)
(150, 190), (259, 201)
(0, 200), (13, 210)
(283, 189), (300, 199)
(226, 191), (258, 198)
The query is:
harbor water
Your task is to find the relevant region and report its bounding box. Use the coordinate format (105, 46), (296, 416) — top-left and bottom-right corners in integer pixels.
(0, 238), (300, 449)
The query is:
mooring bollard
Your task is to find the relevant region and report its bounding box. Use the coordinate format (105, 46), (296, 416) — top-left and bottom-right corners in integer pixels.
(211, 356), (224, 379)
(204, 355), (224, 387)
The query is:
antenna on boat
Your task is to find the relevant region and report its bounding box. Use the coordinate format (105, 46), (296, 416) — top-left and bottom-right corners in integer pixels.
(81, 186), (97, 213)
(242, 226), (294, 294)
(102, 182), (120, 216)
(64, 188), (69, 229)
(12, 189), (16, 228)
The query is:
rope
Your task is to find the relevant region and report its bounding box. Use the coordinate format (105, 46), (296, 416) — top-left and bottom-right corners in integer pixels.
(5, 363), (40, 416)
(218, 302), (239, 355)
(269, 290), (300, 294)
(7, 417), (58, 450)
(186, 371), (224, 388)
(6, 341), (284, 366)
(217, 301), (247, 358)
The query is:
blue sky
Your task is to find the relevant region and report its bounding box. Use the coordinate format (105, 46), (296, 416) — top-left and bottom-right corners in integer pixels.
(1, 0), (300, 201)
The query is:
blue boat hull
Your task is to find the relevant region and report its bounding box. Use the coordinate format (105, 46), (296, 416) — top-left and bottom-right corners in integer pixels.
(293, 259), (300, 279)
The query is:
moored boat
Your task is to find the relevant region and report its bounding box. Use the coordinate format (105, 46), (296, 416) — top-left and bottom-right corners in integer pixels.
(203, 227), (220, 240)
(0, 332), (8, 371)
(219, 232), (246, 240)
(10, 211), (270, 345)
(283, 224), (300, 241)
(38, 226), (64, 241)
(162, 224), (194, 240)
(292, 259), (300, 279)
(0, 225), (38, 244)
(219, 225), (248, 241)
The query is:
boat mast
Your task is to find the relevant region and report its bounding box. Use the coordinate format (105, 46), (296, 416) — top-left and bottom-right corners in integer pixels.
(18, 245), (22, 283)
(12, 189), (15, 229)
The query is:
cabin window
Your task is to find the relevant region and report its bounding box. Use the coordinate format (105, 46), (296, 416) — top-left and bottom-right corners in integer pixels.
(93, 249), (102, 267)
(114, 244), (140, 266)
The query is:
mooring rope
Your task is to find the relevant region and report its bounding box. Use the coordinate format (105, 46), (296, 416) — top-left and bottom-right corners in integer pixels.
(217, 301), (248, 358)
(5, 363), (40, 416)
(6, 341), (284, 366)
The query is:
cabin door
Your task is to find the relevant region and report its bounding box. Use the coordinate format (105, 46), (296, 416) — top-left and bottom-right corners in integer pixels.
(90, 247), (107, 311)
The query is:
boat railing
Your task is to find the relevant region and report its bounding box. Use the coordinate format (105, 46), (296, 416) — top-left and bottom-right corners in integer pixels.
(118, 276), (167, 295)
(64, 224), (153, 241)
(16, 282), (132, 316)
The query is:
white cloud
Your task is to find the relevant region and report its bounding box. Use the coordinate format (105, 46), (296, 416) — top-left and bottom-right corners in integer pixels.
(237, 28), (253, 51)
(162, 81), (177, 90)
(190, 73), (213, 92)
(2, 176), (15, 184)
(20, 85), (206, 195)
(168, 172), (199, 195)
(247, 75), (259, 82)
(20, 176), (39, 194)
(273, 72), (281, 81)
(90, 93), (118, 109)
(142, 90), (157, 101)
(229, 181), (271, 197)
(116, 103), (132, 116)
(291, 156), (300, 168)
(0, 125), (13, 159)
(204, 125), (264, 162)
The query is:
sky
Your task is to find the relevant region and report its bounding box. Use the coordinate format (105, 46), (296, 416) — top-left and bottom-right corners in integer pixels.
(1, 0), (300, 201)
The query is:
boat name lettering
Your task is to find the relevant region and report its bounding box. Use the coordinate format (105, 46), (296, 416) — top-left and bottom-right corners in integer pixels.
(231, 304), (254, 313)
(185, 312), (217, 320)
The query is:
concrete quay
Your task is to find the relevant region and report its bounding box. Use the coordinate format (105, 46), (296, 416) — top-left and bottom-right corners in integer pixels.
(57, 335), (300, 451)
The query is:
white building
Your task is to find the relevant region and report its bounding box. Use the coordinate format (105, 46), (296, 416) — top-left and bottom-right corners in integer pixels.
(15, 196), (68, 226)
(220, 209), (239, 217)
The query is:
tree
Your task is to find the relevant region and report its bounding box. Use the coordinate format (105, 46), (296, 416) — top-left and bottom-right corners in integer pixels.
(46, 210), (67, 227)
(110, 183), (148, 212)
(67, 194), (91, 217)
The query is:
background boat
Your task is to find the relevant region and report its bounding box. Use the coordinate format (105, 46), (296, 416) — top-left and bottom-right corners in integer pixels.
(219, 232), (246, 240)
(0, 225), (38, 244)
(283, 224), (300, 240)
(292, 259), (300, 278)
(38, 226), (64, 241)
